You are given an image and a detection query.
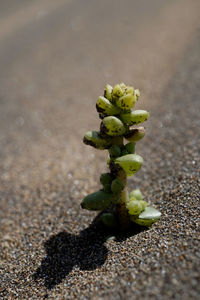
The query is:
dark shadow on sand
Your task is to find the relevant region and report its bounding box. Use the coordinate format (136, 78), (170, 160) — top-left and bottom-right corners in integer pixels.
(33, 214), (146, 290)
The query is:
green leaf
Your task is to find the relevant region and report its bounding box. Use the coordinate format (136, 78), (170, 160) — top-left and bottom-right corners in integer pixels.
(111, 178), (124, 194)
(129, 189), (143, 200)
(120, 110), (149, 126)
(96, 96), (121, 115)
(139, 206), (161, 220)
(115, 154), (143, 176)
(116, 94), (136, 110)
(101, 213), (117, 227)
(126, 200), (143, 215)
(130, 206), (161, 226)
(124, 127), (145, 142)
(101, 116), (126, 137)
(83, 131), (111, 149)
(109, 145), (121, 158)
(104, 84), (113, 101)
(124, 142), (135, 154)
(81, 190), (120, 211)
(100, 173), (113, 186)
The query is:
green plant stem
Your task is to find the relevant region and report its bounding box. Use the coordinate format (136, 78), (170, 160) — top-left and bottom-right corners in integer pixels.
(109, 137), (131, 229)
(116, 169), (130, 229)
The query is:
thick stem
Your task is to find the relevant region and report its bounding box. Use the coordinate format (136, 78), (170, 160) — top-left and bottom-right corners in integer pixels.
(116, 169), (130, 229)
(109, 137), (131, 229)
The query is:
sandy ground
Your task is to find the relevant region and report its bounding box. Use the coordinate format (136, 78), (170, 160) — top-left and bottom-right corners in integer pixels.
(0, 0), (200, 299)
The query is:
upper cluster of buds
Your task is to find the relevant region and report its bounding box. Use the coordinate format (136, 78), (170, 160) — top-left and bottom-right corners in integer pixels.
(83, 83), (149, 177)
(97, 83), (149, 137)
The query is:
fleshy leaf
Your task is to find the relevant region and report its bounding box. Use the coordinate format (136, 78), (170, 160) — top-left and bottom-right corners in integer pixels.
(115, 154), (143, 176)
(81, 190), (120, 211)
(139, 206), (161, 220)
(130, 206), (161, 226)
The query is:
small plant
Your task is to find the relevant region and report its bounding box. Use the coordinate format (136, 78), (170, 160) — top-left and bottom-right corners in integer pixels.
(81, 83), (161, 229)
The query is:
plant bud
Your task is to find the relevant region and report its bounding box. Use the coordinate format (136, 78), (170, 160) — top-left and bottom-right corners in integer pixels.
(130, 217), (155, 226)
(83, 131), (111, 149)
(130, 206), (161, 226)
(115, 154), (143, 176)
(103, 183), (111, 193)
(124, 127), (146, 142)
(121, 148), (129, 156)
(107, 156), (111, 165)
(134, 89), (140, 101)
(140, 200), (147, 210)
(129, 189), (143, 200)
(109, 145), (121, 158)
(111, 178), (124, 194)
(126, 200), (143, 215)
(129, 197), (147, 211)
(112, 84), (125, 101)
(104, 84), (113, 101)
(126, 86), (134, 95)
(116, 94), (136, 110)
(101, 116), (126, 136)
(119, 82), (127, 90)
(101, 213), (117, 227)
(100, 173), (113, 186)
(81, 190), (120, 211)
(124, 142), (135, 154)
(96, 96), (121, 115)
(120, 110), (149, 126)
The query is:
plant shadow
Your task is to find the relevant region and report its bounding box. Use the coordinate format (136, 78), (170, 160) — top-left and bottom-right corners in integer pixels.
(33, 214), (146, 290)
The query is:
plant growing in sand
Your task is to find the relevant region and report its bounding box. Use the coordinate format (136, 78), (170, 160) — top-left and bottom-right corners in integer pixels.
(81, 83), (161, 229)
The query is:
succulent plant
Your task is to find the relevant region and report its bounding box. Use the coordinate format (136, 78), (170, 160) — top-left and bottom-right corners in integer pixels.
(81, 83), (161, 229)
